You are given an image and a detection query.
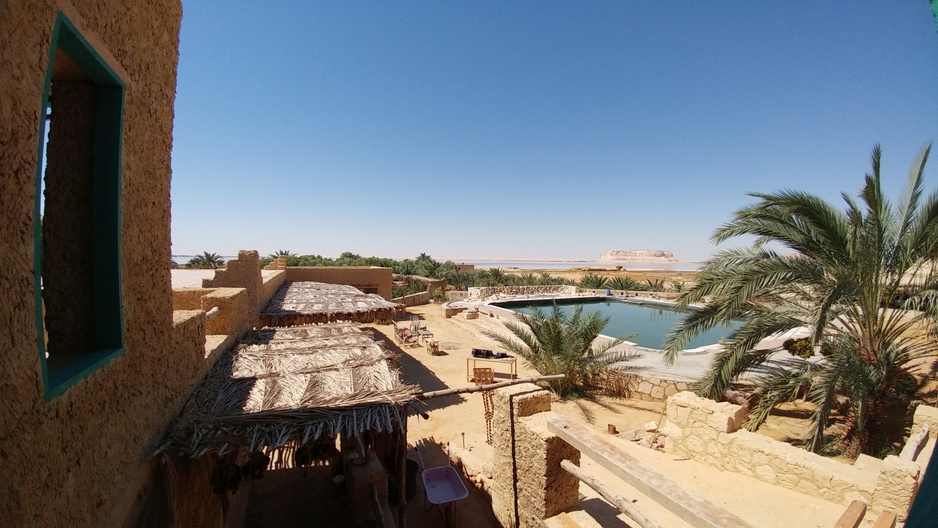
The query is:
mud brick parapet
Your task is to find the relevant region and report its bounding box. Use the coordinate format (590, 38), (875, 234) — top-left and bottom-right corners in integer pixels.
(491, 384), (580, 528)
(203, 250), (264, 318)
(664, 391), (928, 520)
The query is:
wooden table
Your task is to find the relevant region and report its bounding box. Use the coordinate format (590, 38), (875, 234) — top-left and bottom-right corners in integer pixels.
(466, 356), (517, 382)
(417, 329), (434, 343)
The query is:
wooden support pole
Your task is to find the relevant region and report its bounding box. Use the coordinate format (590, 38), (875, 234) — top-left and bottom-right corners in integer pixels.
(833, 500), (867, 528)
(419, 374), (565, 400)
(397, 412), (408, 528)
(870, 511), (897, 528)
(370, 484), (389, 528)
(546, 415), (754, 528)
(560, 459), (661, 528)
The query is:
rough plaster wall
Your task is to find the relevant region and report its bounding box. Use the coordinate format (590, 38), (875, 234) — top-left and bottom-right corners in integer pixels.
(172, 288), (213, 311)
(0, 1), (207, 526)
(173, 310), (205, 367)
(42, 81), (98, 368)
(202, 250), (262, 317)
(260, 270), (286, 308)
(516, 413), (580, 527)
(284, 266), (393, 300)
(491, 384), (552, 527)
(164, 456), (251, 528)
(202, 288), (250, 337)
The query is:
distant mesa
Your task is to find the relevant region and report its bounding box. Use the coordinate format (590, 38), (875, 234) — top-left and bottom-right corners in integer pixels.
(598, 250), (676, 262)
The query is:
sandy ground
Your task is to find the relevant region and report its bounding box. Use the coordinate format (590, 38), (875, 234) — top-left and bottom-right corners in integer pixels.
(375, 303), (882, 528)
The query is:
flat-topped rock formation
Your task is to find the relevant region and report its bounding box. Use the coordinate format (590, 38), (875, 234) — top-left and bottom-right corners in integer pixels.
(599, 249), (676, 262)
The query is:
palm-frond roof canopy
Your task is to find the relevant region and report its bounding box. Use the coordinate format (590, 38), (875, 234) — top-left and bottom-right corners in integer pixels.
(155, 323), (417, 458)
(260, 281), (400, 326)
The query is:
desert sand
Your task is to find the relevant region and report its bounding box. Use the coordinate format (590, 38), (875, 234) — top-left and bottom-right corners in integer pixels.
(368, 303), (875, 528)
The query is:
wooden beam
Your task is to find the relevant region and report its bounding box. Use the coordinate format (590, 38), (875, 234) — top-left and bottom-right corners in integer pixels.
(547, 415), (754, 528)
(833, 500), (866, 528)
(418, 374), (564, 399)
(555, 512), (582, 528)
(397, 415), (408, 528)
(901, 424), (930, 461)
(870, 510), (897, 528)
(561, 459), (661, 528)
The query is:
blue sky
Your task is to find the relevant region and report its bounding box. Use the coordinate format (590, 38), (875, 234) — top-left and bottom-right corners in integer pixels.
(170, 2), (938, 261)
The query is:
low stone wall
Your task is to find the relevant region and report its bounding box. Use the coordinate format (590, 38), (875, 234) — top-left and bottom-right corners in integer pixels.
(580, 289), (682, 301)
(664, 392), (924, 520)
(393, 291), (431, 307)
(468, 285), (578, 301)
(446, 291), (469, 301)
(594, 370), (692, 401)
(633, 375), (692, 402)
(910, 404), (938, 439)
(491, 384), (580, 528)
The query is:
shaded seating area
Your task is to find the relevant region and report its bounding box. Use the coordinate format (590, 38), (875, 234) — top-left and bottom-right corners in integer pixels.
(154, 323), (421, 527)
(260, 281), (401, 326)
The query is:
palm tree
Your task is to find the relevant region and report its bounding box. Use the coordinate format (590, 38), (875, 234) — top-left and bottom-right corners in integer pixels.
(483, 304), (641, 399)
(269, 249), (294, 258)
(579, 273), (609, 290)
(483, 267), (507, 286)
(663, 144), (938, 455)
(187, 251), (225, 269)
(608, 276), (642, 291)
(537, 272), (561, 286)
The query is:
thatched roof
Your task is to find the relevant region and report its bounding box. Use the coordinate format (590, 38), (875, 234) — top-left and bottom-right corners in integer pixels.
(260, 281), (400, 326)
(155, 324), (418, 458)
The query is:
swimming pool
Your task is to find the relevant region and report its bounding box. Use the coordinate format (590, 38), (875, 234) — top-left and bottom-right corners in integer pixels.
(493, 298), (738, 350)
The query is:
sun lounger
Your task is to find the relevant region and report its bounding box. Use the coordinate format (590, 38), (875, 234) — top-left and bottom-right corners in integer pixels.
(393, 322), (419, 348)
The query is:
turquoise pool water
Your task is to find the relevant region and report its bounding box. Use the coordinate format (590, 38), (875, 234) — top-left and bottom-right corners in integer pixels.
(496, 298), (738, 350)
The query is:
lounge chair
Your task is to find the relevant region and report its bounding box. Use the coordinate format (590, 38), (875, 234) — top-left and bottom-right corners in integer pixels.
(393, 322), (419, 348)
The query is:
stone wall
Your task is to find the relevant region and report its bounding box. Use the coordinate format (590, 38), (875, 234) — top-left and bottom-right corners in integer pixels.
(580, 288), (682, 301)
(490, 384), (580, 528)
(446, 290), (470, 301)
(594, 370), (692, 401)
(468, 285), (578, 300)
(664, 392), (925, 520)
(910, 404), (938, 439)
(393, 291), (431, 307)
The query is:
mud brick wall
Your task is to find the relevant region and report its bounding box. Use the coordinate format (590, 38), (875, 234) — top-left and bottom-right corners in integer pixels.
(284, 266), (393, 300)
(491, 384), (579, 527)
(0, 1), (241, 526)
(203, 250), (264, 318)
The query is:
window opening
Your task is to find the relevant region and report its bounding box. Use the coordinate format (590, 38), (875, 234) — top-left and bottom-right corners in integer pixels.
(35, 12), (126, 398)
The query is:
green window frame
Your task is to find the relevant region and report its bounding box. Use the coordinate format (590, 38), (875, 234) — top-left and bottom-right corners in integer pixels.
(34, 11), (126, 399)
